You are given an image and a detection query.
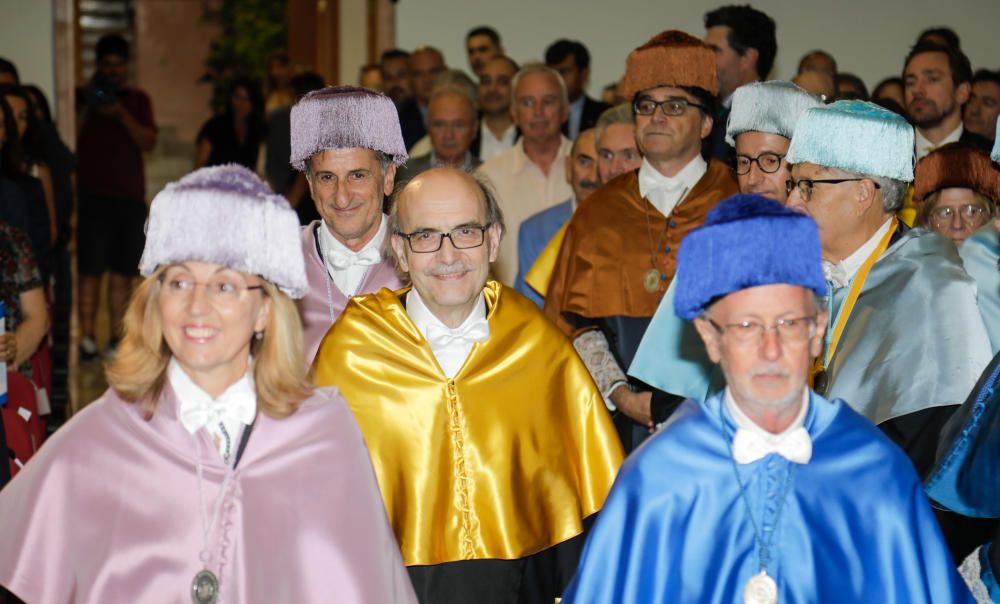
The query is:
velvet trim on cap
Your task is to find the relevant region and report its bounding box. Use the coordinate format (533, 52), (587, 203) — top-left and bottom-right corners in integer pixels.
(673, 194), (827, 320)
(139, 164), (309, 298)
(621, 30), (718, 99)
(914, 143), (1000, 202)
(289, 85), (408, 171)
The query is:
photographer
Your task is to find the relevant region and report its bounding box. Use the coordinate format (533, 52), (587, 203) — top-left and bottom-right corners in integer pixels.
(75, 34), (157, 361)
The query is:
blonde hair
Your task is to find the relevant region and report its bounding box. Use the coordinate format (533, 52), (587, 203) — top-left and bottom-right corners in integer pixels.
(105, 267), (312, 419)
(915, 189), (995, 229)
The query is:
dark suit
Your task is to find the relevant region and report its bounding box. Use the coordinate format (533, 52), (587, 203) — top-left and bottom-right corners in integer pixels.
(959, 128), (993, 153)
(395, 153), (482, 188)
(706, 104), (735, 167)
(563, 96), (610, 139)
(397, 98), (427, 150)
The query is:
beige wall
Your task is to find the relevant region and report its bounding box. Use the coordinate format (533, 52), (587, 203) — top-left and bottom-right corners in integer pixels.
(0, 0), (55, 106)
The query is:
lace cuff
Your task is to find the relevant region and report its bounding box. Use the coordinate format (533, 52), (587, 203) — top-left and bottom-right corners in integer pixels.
(960, 544), (999, 603)
(573, 330), (628, 411)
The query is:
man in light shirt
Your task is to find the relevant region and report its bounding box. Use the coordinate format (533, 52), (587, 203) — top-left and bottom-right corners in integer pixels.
(478, 63), (574, 284)
(476, 55), (519, 162)
(289, 86), (406, 363)
(312, 167), (623, 604)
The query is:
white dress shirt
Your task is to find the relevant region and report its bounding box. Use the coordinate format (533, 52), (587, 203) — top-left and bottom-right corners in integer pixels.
(637, 154), (708, 218)
(478, 120), (517, 162)
(317, 214), (387, 296)
(915, 123), (963, 160)
(822, 217), (893, 289)
(407, 288), (489, 378)
(725, 387), (812, 464)
(170, 359), (257, 463)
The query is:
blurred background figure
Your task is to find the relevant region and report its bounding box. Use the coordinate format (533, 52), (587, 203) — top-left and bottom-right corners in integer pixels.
(358, 63), (383, 91)
(195, 76), (266, 170)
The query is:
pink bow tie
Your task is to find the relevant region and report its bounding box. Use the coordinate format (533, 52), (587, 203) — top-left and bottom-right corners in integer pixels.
(732, 427), (813, 465)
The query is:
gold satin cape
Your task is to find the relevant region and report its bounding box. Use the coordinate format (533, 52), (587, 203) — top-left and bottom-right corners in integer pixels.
(312, 281), (624, 567)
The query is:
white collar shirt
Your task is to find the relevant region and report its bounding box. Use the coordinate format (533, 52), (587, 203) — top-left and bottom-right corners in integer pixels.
(915, 123), (963, 160)
(170, 359), (257, 463)
(822, 216), (893, 289)
(478, 120), (517, 162)
(725, 387), (812, 464)
(407, 288), (489, 378)
(637, 154), (708, 217)
(317, 214), (387, 296)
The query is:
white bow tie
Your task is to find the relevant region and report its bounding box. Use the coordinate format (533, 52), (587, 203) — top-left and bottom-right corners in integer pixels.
(639, 171), (686, 198)
(327, 246), (381, 271)
(425, 319), (490, 348)
(732, 427), (813, 465)
(822, 260), (850, 290)
(179, 386), (257, 435)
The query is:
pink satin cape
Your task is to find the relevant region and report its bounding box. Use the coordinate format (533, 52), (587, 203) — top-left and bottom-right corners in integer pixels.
(297, 220), (404, 365)
(0, 386), (417, 604)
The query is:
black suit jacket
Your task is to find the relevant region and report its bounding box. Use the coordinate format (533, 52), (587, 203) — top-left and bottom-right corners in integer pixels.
(959, 128), (993, 153)
(397, 98), (427, 151)
(563, 96), (610, 139)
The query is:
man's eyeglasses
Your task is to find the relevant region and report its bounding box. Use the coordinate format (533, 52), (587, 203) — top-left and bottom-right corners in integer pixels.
(785, 178), (880, 202)
(735, 153), (785, 176)
(396, 225), (491, 253)
(704, 316), (818, 344)
(633, 96), (706, 117)
(930, 204), (988, 227)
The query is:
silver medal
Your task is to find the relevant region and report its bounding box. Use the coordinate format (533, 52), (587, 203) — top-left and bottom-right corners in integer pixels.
(743, 570), (777, 604)
(191, 569), (220, 604)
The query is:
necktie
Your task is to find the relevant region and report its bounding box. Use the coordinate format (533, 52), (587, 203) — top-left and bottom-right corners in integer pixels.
(425, 318), (490, 348)
(179, 385), (257, 435)
(732, 427), (813, 465)
(327, 246), (382, 271)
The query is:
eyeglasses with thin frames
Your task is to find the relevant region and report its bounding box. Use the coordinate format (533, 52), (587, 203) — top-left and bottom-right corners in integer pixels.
(785, 178), (880, 202)
(704, 315), (818, 345)
(396, 224), (492, 253)
(930, 204), (988, 227)
(159, 274), (264, 304)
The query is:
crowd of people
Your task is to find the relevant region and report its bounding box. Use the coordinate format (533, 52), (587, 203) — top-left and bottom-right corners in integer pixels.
(1, 3), (1000, 602)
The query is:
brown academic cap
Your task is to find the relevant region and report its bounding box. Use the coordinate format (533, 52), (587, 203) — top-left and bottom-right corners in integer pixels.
(913, 142), (1000, 202)
(621, 30), (718, 100)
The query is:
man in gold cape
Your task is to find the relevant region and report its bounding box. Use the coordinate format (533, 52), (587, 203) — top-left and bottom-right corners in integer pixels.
(545, 31), (738, 452)
(312, 167), (623, 604)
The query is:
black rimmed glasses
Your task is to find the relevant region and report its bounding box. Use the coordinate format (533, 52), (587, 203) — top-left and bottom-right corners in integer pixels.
(735, 152), (785, 176)
(396, 224), (491, 253)
(705, 316), (818, 345)
(785, 178), (880, 202)
(633, 96), (707, 117)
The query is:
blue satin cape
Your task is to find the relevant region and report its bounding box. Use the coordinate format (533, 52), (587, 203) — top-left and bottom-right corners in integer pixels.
(562, 390), (971, 603)
(960, 224), (1000, 355)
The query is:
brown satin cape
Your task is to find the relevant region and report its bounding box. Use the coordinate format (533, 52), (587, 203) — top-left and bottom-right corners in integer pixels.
(544, 162), (738, 336)
(311, 281), (624, 567)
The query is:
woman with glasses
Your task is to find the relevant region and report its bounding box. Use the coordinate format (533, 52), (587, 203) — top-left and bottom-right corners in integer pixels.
(914, 142), (999, 246)
(0, 165), (416, 603)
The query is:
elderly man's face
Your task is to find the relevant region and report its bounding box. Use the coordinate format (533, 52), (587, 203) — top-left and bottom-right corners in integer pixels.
(925, 187), (991, 246)
(307, 147), (395, 251)
(904, 51), (969, 130)
(634, 85), (712, 166)
(786, 162), (868, 262)
(512, 71), (567, 145)
(410, 50), (446, 106)
(597, 122), (641, 182)
(566, 129), (599, 202)
(478, 57), (516, 115)
(391, 169), (501, 327)
(695, 284), (827, 420)
(735, 131), (791, 203)
(428, 93), (477, 165)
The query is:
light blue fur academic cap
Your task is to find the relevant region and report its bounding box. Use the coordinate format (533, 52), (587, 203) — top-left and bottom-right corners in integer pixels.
(725, 81), (822, 146)
(786, 100), (915, 182)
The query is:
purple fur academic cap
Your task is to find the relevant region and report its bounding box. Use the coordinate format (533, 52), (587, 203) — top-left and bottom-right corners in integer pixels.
(289, 85), (408, 171)
(138, 164), (309, 298)
(673, 194), (828, 320)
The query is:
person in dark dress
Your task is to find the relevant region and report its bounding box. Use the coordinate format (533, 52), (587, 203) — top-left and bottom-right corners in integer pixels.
(195, 77), (266, 170)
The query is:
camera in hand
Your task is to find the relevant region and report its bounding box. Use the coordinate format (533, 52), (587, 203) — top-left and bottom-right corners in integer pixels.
(85, 73), (120, 107)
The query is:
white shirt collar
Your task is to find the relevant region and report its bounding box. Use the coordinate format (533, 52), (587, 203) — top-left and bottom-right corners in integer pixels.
(823, 216), (893, 287)
(170, 358), (257, 461)
(406, 287), (488, 378)
(915, 123), (963, 159)
(724, 386), (809, 438)
(478, 120), (517, 162)
(318, 214), (387, 295)
(637, 154), (708, 216)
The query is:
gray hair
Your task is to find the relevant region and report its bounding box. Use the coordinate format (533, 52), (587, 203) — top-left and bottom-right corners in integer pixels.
(868, 174), (908, 214)
(510, 63), (568, 108)
(594, 103), (634, 148)
(386, 170), (506, 259)
(305, 149), (393, 181)
(429, 77), (477, 117)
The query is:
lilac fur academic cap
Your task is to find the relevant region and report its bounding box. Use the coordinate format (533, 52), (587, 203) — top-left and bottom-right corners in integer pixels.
(289, 85), (408, 171)
(673, 194), (828, 320)
(138, 164), (309, 298)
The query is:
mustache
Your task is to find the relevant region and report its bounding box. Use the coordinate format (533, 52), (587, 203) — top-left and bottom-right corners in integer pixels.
(579, 179), (600, 190)
(749, 363), (791, 380)
(428, 262), (476, 276)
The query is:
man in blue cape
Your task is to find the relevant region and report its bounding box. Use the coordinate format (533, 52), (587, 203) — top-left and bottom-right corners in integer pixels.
(562, 194), (970, 603)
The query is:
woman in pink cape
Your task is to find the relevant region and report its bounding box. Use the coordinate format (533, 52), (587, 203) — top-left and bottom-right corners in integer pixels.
(0, 164), (416, 604)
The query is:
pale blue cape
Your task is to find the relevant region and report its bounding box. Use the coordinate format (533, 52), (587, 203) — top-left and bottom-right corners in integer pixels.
(960, 224), (1000, 354)
(562, 390), (972, 603)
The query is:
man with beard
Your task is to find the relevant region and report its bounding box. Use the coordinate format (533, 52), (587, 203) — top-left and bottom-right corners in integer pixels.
(290, 86), (407, 364)
(478, 64), (573, 284)
(545, 31), (738, 452)
(465, 26), (504, 78)
(477, 55), (519, 162)
(631, 80), (822, 405)
(904, 42), (991, 158)
(312, 168), (623, 603)
(515, 128), (599, 307)
(381, 49), (412, 105)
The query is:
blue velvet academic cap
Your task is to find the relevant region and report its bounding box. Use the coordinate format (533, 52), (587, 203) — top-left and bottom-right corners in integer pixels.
(786, 100), (915, 182)
(673, 194), (828, 320)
